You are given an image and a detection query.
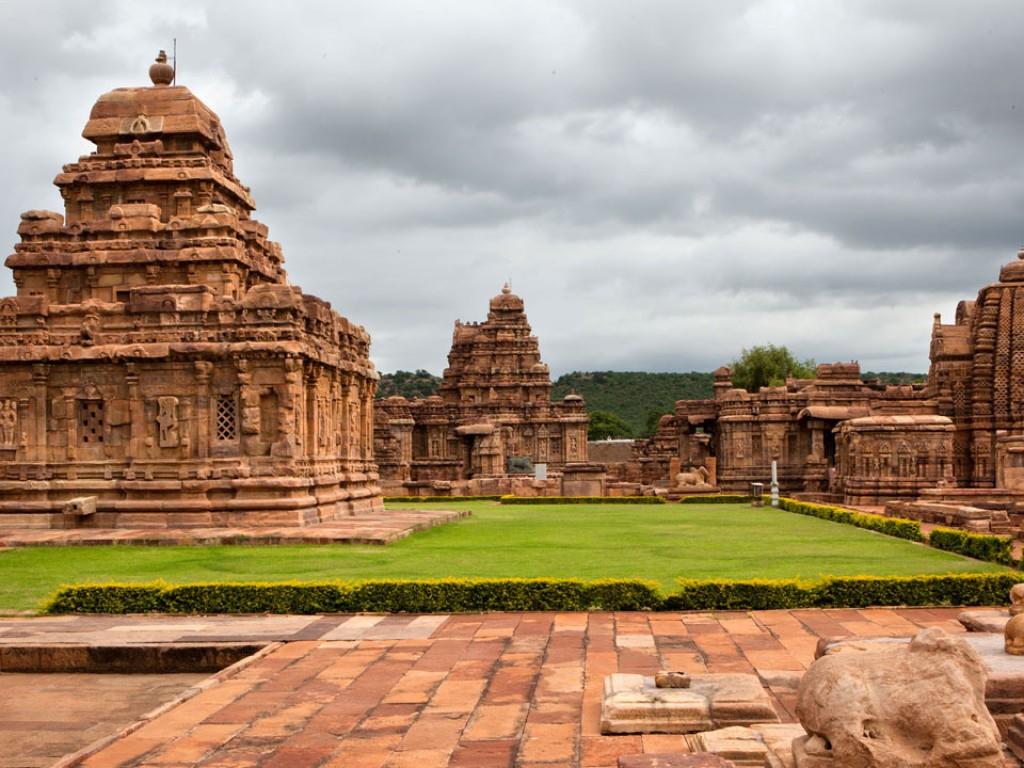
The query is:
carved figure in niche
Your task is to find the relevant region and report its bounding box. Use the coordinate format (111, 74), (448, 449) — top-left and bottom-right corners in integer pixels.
(156, 396), (179, 448)
(569, 435), (579, 458)
(793, 627), (1002, 768)
(0, 400), (17, 448)
(270, 405), (299, 458)
(80, 313), (100, 346)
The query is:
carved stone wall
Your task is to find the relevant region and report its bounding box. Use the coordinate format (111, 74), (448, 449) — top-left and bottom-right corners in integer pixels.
(0, 55), (381, 527)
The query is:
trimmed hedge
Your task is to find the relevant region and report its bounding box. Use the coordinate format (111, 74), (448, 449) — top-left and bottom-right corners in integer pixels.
(45, 572), (1017, 614)
(928, 528), (1016, 567)
(44, 578), (664, 614)
(384, 495), (503, 503)
(778, 497), (924, 542)
(499, 495), (665, 505)
(677, 494), (752, 504)
(665, 572), (1019, 611)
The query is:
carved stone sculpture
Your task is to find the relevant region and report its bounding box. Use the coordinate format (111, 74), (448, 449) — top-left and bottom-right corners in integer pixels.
(673, 465), (713, 491)
(1011, 583), (1024, 616)
(1006, 614), (1024, 656)
(793, 627), (1002, 768)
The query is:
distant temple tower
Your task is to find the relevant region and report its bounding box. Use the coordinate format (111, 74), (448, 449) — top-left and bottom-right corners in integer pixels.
(374, 285), (590, 494)
(0, 52), (382, 526)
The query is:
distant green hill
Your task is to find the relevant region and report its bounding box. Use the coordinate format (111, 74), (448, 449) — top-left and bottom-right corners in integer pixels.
(553, 371), (714, 437)
(379, 369), (927, 438)
(377, 370), (442, 399)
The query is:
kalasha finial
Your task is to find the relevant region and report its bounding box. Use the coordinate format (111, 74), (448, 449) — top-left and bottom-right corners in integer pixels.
(502, 281), (512, 295)
(149, 50), (174, 86)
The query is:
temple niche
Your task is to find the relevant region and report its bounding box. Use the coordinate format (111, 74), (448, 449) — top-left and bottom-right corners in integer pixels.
(0, 53), (381, 527)
(374, 285), (595, 496)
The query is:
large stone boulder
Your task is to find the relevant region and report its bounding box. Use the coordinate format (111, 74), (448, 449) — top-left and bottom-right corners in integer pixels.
(793, 627), (1002, 768)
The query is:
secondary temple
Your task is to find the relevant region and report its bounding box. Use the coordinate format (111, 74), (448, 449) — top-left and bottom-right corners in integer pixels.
(622, 244), (1024, 510)
(0, 52), (381, 527)
(374, 285), (595, 496)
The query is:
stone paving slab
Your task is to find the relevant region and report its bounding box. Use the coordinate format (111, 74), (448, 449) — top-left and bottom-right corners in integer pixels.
(0, 508), (468, 547)
(39, 606), (971, 768)
(0, 614), (450, 645)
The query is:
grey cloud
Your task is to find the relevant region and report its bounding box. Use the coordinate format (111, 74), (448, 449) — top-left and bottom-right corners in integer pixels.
(2, 0), (1023, 377)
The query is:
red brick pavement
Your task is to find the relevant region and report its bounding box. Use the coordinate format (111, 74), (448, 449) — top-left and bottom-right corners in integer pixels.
(76, 607), (968, 767)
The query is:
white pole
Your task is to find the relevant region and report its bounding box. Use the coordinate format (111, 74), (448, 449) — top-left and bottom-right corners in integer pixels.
(770, 459), (779, 507)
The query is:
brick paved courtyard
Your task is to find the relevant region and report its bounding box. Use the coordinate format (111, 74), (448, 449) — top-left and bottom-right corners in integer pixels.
(1, 607), (971, 767)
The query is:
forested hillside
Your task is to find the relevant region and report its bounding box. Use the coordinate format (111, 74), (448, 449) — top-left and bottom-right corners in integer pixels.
(552, 372), (713, 437)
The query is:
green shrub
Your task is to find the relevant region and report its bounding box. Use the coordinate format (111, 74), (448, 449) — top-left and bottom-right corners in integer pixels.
(384, 495), (503, 503)
(665, 572), (1017, 611)
(928, 528), (1016, 567)
(778, 498), (924, 542)
(45, 572), (1016, 614)
(499, 495), (665, 505)
(677, 494), (752, 504)
(44, 578), (665, 615)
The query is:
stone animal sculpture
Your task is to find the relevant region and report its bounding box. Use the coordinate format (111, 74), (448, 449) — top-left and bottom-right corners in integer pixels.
(675, 465), (711, 488)
(793, 627), (1002, 768)
(1010, 582), (1024, 616)
(1006, 613), (1024, 655)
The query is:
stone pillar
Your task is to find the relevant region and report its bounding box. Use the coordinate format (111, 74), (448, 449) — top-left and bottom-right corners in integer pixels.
(31, 364), (48, 462)
(194, 361), (213, 459)
(125, 363), (143, 460)
(236, 359), (260, 455)
(63, 390), (77, 462)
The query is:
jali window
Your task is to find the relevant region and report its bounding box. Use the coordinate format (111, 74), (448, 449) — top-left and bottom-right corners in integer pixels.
(79, 400), (104, 445)
(215, 394), (237, 441)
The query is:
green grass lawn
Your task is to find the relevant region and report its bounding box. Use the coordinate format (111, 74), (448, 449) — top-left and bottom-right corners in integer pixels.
(0, 501), (1008, 612)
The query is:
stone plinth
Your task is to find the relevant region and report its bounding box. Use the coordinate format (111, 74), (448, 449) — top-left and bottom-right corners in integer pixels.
(617, 755), (736, 768)
(600, 673), (779, 735)
(686, 724), (805, 768)
(960, 609), (1011, 633)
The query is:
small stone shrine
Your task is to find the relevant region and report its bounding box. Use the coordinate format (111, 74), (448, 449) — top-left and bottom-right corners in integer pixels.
(374, 285), (593, 495)
(0, 53), (382, 527)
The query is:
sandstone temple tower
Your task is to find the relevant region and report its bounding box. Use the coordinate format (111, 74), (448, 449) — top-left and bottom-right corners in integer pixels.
(375, 285), (591, 495)
(0, 52), (381, 526)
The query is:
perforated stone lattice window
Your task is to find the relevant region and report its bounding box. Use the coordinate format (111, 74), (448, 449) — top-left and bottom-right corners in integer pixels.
(79, 400), (104, 445)
(215, 394), (237, 441)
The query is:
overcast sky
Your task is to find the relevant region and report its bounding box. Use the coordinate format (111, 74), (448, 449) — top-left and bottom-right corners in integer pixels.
(1, 1), (1023, 376)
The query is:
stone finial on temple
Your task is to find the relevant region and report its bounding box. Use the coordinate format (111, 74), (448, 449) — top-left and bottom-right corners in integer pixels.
(149, 50), (174, 86)
(502, 281), (512, 295)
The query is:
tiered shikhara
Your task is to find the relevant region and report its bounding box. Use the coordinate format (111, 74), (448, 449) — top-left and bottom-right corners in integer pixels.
(0, 53), (381, 526)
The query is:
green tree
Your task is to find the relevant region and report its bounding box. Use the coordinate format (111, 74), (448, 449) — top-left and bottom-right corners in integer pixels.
(729, 345), (816, 392)
(643, 409), (671, 438)
(588, 410), (634, 440)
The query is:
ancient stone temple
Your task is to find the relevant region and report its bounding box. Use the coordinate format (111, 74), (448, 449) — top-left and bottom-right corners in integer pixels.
(628, 363), (948, 500)
(622, 244), (1024, 510)
(374, 285), (594, 496)
(0, 53), (381, 527)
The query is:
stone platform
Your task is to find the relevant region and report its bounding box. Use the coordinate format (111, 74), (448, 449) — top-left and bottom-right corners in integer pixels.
(0, 606), (982, 768)
(0, 508), (467, 547)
